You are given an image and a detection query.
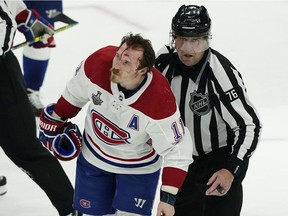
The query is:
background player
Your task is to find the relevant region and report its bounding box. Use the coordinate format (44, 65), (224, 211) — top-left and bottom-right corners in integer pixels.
(23, 0), (63, 116)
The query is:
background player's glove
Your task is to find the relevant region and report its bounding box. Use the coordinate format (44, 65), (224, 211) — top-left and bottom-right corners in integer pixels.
(39, 104), (66, 151)
(52, 123), (82, 161)
(16, 9), (56, 48)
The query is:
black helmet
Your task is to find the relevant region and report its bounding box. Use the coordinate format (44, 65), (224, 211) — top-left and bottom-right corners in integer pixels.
(171, 5), (211, 37)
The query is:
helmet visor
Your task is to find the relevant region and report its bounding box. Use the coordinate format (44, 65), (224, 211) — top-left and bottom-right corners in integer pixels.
(172, 34), (211, 53)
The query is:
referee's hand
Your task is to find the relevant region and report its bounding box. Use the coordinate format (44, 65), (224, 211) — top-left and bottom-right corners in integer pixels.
(205, 168), (234, 196)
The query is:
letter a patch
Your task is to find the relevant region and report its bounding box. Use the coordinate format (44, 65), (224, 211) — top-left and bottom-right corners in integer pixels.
(128, 115), (139, 131)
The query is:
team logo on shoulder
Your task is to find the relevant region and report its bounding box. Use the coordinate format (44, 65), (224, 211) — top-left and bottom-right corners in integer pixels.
(189, 91), (210, 116)
(92, 91), (103, 106)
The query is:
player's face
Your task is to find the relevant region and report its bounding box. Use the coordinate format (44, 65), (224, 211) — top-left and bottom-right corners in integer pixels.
(110, 43), (144, 85)
(175, 36), (208, 66)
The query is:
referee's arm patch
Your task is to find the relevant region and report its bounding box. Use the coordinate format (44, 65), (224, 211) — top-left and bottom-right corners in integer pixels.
(225, 88), (239, 102)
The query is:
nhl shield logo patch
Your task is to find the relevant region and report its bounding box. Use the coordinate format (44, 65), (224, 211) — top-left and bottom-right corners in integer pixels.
(189, 91), (210, 116)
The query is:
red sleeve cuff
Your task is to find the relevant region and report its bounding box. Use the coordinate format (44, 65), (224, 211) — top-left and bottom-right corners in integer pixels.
(15, 9), (40, 24)
(15, 9), (29, 24)
(54, 96), (81, 119)
(162, 167), (187, 189)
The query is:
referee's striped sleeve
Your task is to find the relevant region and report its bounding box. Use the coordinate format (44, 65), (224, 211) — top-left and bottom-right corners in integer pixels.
(211, 55), (262, 175)
(0, 2), (15, 56)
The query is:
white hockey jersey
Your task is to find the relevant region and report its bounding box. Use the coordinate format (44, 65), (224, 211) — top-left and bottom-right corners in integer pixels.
(54, 45), (193, 189)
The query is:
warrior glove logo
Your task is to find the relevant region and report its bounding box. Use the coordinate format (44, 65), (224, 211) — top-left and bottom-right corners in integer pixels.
(189, 91), (210, 116)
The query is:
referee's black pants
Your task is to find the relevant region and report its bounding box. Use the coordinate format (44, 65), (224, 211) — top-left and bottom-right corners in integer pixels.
(0, 51), (74, 216)
(175, 147), (248, 216)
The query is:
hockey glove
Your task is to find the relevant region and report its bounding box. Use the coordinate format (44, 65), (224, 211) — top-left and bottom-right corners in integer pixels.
(39, 103), (67, 151)
(16, 9), (55, 48)
(52, 123), (82, 161)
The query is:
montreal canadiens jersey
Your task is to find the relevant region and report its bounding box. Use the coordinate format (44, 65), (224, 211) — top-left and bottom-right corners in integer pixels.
(54, 45), (193, 189)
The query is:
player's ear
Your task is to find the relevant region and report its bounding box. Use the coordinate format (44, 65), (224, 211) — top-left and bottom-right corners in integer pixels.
(138, 67), (149, 75)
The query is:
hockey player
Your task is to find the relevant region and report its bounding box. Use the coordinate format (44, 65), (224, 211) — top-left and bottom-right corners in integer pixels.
(0, 1), (80, 215)
(39, 33), (193, 216)
(155, 4), (262, 216)
(23, 0), (63, 116)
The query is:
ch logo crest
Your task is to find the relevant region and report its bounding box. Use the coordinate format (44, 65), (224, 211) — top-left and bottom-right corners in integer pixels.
(80, 199), (91, 208)
(91, 110), (131, 145)
(189, 91), (210, 116)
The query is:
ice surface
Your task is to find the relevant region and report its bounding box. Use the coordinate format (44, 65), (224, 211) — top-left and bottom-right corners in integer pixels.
(1, 1), (288, 215)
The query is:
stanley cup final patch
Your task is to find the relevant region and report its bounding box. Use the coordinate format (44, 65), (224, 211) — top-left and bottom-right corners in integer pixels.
(92, 91), (103, 106)
(189, 91), (210, 116)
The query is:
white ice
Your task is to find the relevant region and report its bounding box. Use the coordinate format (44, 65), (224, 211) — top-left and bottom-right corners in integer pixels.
(1, 0), (288, 215)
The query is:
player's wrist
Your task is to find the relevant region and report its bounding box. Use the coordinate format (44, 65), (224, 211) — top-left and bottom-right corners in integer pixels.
(160, 190), (176, 206)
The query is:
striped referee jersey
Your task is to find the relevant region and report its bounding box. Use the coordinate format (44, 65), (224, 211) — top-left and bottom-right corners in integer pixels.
(155, 45), (262, 176)
(0, 0), (26, 56)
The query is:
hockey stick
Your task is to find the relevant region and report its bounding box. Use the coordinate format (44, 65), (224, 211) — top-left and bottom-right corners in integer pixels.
(12, 13), (78, 50)
(50, 12), (78, 25)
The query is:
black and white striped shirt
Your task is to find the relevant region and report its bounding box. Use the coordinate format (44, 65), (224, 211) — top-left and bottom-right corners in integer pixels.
(155, 45), (262, 176)
(0, 0), (26, 56)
